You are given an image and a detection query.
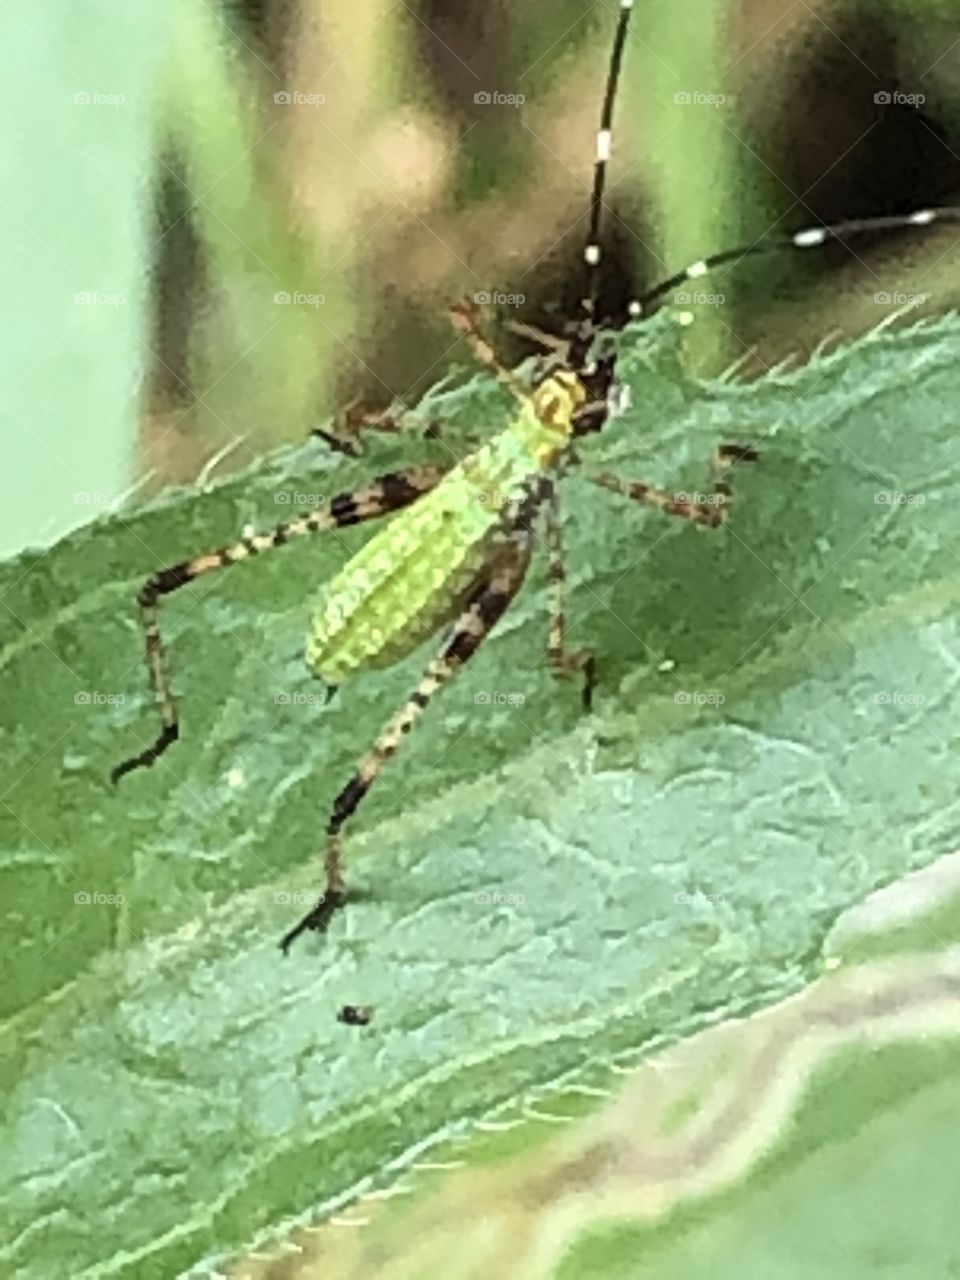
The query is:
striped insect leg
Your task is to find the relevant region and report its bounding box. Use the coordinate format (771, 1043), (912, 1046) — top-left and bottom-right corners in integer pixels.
(278, 531), (534, 953)
(544, 481), (596, 710)
(111, 466), (447, 784)
(449, 300), (534, 406)
(586, 443), (759, 529)
(314, 297), (526, 460)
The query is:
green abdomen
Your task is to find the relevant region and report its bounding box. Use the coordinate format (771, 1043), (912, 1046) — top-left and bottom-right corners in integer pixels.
(305, 448), (525, 684)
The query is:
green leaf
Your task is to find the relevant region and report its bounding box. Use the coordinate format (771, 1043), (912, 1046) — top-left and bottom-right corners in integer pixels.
(2, 314), (959, 1276)
(228, 941), (960, 1278)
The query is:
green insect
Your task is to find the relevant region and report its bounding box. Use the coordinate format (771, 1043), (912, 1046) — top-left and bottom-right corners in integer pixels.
(112, 0), (960, 952)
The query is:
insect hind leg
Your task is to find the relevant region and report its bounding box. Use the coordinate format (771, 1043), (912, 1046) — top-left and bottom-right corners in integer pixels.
(279, 531), (534, 953)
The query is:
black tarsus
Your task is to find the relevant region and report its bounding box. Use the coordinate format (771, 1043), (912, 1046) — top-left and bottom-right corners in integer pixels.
(278, 888), (347, 954)
(110, 722), (179, 785)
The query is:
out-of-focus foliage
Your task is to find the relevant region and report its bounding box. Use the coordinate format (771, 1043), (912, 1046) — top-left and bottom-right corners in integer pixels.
(0, 3), (163, 555)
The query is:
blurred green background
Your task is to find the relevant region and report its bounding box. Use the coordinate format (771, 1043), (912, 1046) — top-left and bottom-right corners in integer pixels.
(5, 0), (960, 554)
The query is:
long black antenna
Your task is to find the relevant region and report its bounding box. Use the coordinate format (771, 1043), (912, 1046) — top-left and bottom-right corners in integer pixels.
(632, 207), (960, 315)
(580, 3), (960, 327)
(582, 0), (635, 330)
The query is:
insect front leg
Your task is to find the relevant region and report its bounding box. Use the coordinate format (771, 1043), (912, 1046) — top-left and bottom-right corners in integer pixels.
(111, 466), (448, 784)
(313, 401), (451, 458)
(278, 531), (534, 953)
(586, 443), (759, 528)
(449, 300), (535, 406)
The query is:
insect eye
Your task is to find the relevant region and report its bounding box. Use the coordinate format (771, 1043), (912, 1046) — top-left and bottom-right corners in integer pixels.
(572, 404), (607, 436)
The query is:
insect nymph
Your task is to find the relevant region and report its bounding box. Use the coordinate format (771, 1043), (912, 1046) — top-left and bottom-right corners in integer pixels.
(112, 0), (960, 952)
